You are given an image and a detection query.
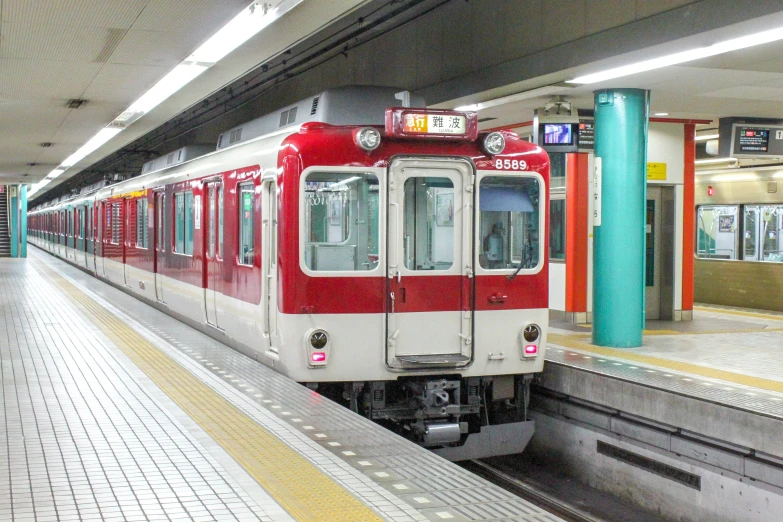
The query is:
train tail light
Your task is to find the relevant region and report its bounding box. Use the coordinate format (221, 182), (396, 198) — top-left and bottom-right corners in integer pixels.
(306, 329), (330, 367)
(520, 324), (541, 359)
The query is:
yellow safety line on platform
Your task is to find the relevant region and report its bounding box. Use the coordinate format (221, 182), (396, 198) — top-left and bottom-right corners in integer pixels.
(33, 260), (383, 522)
(694, 305), (783, 322)
(548, 332), (783, 393)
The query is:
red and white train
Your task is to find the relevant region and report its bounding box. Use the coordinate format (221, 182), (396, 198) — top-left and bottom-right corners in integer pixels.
(28, 86), (549, 459)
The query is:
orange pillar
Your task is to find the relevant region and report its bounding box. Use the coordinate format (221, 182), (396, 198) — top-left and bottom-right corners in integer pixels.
(682, 124), (695, 315)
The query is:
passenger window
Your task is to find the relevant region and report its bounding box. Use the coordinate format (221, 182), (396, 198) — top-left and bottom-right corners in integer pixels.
(549, 197), (565, 261)
(174, 192), (194, 255)
(218, 186), (224, 259)
(238, 183), (254, 265)
(403, 177), (454, 271)
(478, 176), (541, 270)
(744, 206), (759, 260)
(303, 172), (379, 271)
(761, 206), (783, 262)
(111, 203), (121, 244)
(696, 205), (738, 259)
(136, 198), (148, 248)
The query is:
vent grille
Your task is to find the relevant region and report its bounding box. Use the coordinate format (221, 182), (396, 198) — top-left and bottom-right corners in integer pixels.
(217, 134), (224, 148)
(229, 128), (242, 144)
(279, 107), (298, 127)
(166, 153), (175, 165)
(310, 96), (319, 115)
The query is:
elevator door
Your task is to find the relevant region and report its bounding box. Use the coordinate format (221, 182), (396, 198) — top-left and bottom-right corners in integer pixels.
(645, 186), (674, 320)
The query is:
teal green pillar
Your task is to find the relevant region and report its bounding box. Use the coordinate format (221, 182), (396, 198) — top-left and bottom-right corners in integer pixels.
(592, 89), (650, 347)
(10, 187), (18, 258)
(20, 185), (27, 258)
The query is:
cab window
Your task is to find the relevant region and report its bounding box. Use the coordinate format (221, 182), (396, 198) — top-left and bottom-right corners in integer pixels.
(478, 176), (541, 270)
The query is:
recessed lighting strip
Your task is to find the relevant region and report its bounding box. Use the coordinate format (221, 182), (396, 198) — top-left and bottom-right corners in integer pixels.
(567, 25), (783, 84)
(30, 0), (303, 198)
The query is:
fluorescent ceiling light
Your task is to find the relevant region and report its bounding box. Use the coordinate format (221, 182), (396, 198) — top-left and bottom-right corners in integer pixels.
(695, 157), (738, 165)
(454, 85), (571, 112)
(117, 64), (208, 123)
(189, 1), (298, 64)
(695, 133), (720, 141)
(61, 127), (124, 168)
(654, 112), (669, 116)
(45, 168), (66, 180)
(568, 25), (783, 84)
(31, 0), (303, 201)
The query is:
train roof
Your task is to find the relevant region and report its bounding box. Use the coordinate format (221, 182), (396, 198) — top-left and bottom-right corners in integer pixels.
(215, 86), (426, 151)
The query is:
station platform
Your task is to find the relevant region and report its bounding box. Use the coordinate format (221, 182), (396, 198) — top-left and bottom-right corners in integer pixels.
(4, 248), (563, 522)
(537, 308), (783, 492)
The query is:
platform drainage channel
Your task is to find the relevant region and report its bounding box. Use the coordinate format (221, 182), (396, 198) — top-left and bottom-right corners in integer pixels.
(597, 440), (702, 490)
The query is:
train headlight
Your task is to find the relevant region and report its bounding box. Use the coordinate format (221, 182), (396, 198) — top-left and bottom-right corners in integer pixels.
(483, 132), (505, 155)
(523, 324), (540, 343)
(355, 127), (381, 151)
(305, 329), (330, 367)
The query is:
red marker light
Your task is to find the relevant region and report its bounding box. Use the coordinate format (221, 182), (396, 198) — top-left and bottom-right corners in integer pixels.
(524, 345), (538, 355)
(707, 185), (714, 197)
(311, 352), (327, 363)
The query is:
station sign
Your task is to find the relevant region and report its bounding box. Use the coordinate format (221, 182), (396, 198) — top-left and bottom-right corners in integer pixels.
(385, 108), (478, 140)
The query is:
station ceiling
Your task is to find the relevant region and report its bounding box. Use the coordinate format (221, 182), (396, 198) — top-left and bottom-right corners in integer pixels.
(6, 0), (783, 203)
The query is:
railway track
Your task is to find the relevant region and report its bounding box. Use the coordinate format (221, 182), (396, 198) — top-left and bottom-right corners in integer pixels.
(463, 460), (604, 522)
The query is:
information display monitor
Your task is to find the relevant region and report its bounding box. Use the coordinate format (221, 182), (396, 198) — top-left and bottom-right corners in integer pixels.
(543, 123), (573, 145)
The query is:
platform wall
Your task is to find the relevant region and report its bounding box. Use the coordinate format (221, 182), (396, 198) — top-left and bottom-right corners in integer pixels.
(695, 258), (783, 312)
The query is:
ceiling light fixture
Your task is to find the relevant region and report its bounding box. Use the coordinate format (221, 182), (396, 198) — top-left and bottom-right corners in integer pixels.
(30, 0), (303, 199)
(695, 157), (738, 165)
(567, 25), (783, 84)
(695, 133), (720, 141)
(654, 112), (669, 116)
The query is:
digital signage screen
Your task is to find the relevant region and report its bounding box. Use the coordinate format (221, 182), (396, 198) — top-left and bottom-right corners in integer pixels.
(737, 127), (770, 153)
(543, 123), (573, 145)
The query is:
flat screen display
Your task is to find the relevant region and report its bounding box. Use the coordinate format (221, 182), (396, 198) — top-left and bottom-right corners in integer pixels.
(738, 127), (770, 153)
(543, 123), (573, 145)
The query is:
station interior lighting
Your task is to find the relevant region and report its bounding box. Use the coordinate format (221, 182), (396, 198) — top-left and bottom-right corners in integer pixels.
(29, 0), (303, 199)
(695, 133), (720, 141)
(694, 157), (739, 166)
(567, 25), (783, 84)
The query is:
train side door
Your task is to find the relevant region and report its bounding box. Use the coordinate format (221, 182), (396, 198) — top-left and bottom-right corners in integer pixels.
(123, 198), (131, 286)
(386, 158), (474, 367)
(262, 180), (278, 348)
(154, 192), (165, 302)
(204, 182), (222, 327)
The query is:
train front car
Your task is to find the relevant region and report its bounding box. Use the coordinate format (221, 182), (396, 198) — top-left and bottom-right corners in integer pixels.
(277, 107), (549, 460)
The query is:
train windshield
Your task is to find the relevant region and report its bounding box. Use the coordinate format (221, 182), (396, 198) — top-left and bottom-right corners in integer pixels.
(303, 172), (379, 271)
(478, 176), (541, 270)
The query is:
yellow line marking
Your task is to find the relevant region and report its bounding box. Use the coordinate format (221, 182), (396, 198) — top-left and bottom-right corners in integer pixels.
(34, 259), (383, 522)
(566, 327), (783, 337)
(548, 332), (783, 393)
(694, 305), (783, 322)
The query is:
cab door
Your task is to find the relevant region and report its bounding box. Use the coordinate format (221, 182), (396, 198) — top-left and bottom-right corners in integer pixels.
(204, 182), (222, 327)
(386, 158), (474, 367)
(262, 180), (278, 347)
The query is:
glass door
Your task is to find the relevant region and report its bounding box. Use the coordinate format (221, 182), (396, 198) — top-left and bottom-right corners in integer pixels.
(386, 158), (474, 367)
(204, 183), (222, 327)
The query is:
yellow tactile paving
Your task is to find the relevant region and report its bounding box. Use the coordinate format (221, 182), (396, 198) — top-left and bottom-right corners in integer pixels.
(33, 260), (383, 522)
(548, 332), (783, 394)
(694, 305), (783, 322)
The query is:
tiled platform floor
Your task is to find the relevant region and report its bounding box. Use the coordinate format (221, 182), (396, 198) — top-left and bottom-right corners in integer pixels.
(7, 247), (564, 522)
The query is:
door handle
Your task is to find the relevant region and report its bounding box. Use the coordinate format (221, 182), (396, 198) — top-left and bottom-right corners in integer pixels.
(488, 293), (507, 304)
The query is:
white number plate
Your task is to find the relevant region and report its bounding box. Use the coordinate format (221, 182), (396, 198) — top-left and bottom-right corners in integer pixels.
(494, 159), (527, 170)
